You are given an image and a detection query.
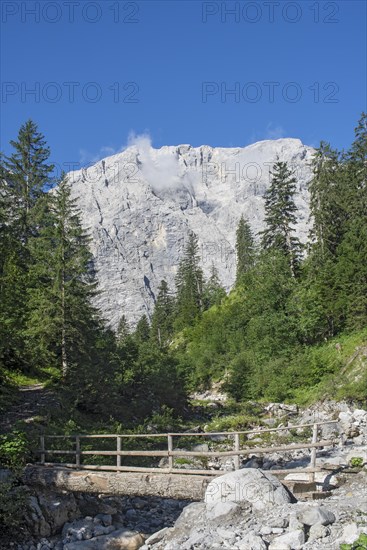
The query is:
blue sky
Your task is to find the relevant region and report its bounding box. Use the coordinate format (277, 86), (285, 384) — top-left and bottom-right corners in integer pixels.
(1, 0), (366, 170)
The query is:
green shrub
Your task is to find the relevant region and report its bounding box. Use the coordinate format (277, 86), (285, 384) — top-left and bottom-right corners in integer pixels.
(0, 479), (28, 535)
(341, 532), (367, 549)
(0, 431), (29, 470)
(349, 457), (364, 468)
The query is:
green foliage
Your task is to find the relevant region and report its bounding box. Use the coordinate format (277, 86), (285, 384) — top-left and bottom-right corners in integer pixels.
(175, 231), (204, 330)
(340, 533), (367, 550)
(349, 457), (364, 468)
(0, 479), (28, 535)
(235, 215), (256, 284)
(150, 280), (175, 347)
(0, 431), (29, 469)
(1, 114), (366, 450)
(203, 264), (226, 310)
(260, 160), (302, 276)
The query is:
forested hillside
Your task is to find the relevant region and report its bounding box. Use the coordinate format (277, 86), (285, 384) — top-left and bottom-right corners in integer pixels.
(0, 114), (366, 435)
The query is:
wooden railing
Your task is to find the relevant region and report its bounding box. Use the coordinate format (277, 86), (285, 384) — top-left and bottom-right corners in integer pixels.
(36, 420), (339, 479)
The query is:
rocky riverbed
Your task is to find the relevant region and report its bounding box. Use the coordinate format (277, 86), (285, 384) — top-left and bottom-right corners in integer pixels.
(2, 400), (367, 549)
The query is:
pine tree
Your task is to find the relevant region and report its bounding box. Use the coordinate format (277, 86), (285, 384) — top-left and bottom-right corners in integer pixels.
(260, 160), (302, 276)
(235, 215), (255, 284)
(175, 231), (204, 329)
(0, 122), (53, 369)
(26, 176), (98, 377)
(203, 264), (226, 309)
(150, 280), (174, 347)
(308, 142), (345, 259)
(3, 119), (54, 243)
(333, 113), (367, 328)
(134, 314), (151, 343)
(117, 314), (130, 345)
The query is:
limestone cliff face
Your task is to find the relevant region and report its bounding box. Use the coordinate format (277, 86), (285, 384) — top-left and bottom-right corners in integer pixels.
(67, 138), (314, 328)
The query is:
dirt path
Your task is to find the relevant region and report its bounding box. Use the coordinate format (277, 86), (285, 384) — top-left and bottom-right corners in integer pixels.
(0, 383), (58, 433)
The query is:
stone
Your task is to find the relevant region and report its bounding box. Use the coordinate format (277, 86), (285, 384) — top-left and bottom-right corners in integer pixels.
(308, 522), (329, 540)
(299, 506), (336, 526)
(339, 412), (353, 426)
(217, 527), (236, 540)
(269, 529), (305, 550)
(268, 543), (291, 550)
(144, 527), (170, 545)
(0, 468), (13, 482)
(205, 500), (240, 521)
(236, 533), (267, 549)
(63, 529), (145, 550)
(260, 526), (272, 535)
(288, 515), (304, 531)
(341, 523), (359, 544)
(353, 409), (367, 422)
(268, 517), (289, 529)
(205, 468), (294, 510)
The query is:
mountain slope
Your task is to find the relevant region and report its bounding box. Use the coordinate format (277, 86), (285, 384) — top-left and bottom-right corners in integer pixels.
(68, 138), (314, 327)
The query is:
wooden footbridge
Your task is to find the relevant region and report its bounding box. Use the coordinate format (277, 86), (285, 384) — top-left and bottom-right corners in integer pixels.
(24, 421), (341, 500)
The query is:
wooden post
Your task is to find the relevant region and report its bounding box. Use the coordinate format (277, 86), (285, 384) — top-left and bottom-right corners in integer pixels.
(117, 436), (121, 472)
(75, 436), (81, 468)
(168, 434), (173, 471)
(234, 433), (240, 470)
(40, 436), (45, 464)
(309, 423), (318, 482)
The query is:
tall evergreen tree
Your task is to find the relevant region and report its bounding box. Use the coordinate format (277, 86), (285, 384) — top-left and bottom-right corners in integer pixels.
(308, 142), (345, 259)
(117, 314), (130, 345)
(3, 119), (54, 242)
(134, 314), (151, 344)
(26, 176), (98, 377)
(333, 113), (367, 328)
(235, 215), (255, 284)
(260, 161), (302, 276)
(0, 122), (53, 369)
(175, 231), (204, 329)
(150, 280), (174, 347)
(203, 264), (226, 309)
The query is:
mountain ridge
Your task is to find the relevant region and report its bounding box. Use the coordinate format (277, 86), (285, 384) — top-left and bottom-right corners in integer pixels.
(67, 138), (315, 328)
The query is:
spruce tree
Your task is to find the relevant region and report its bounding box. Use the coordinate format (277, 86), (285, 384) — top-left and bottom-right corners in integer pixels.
(175, 231), (204, 329)
(150, 280), (174, 347)
(134, 314), (151, 343)
(117, 314), (130, 345)
(3, 119), (54, 242)
(203, 264), (226, 309)
(334, 113), (367, 328)
(235, 215), (255, 284)
(0, 122), (53, 369)
(260, 160), (302, 276)
(308, 142), (345, 259)
(26, 176), (98, 377)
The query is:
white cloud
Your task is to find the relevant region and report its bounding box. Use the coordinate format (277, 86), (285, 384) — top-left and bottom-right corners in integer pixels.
(79, 132), (189, 194)
(125, 132), (185, 193)
(264, 123), (286, 140)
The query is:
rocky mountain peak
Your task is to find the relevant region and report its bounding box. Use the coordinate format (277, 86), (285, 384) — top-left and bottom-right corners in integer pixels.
(67, 138), (315, 328)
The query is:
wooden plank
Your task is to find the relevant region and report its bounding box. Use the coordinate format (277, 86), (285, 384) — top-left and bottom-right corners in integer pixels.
(41, 420), (338, 440)
(40, 436), (45, 464)
(234, 433), (240, 470)
(35, 462), (323, 476)
(75, 436), (81, 468)
(116, 436), (121, 472)
(37, 439), (333, 459)
(167, 434), (173, 470)
(309, 424), (318, 482)
(37, 450), (76, 455)
(36, 462), (221, 475)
